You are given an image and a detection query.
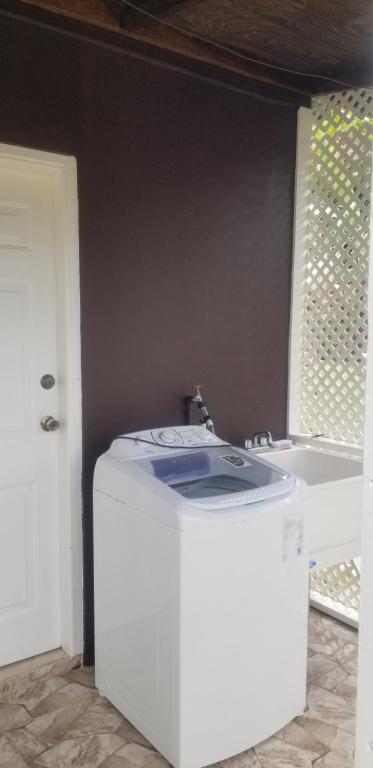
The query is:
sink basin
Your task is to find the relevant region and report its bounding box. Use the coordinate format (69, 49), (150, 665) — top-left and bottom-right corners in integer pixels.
(263, 445), (363, 569)
(265, 446), (362, 486)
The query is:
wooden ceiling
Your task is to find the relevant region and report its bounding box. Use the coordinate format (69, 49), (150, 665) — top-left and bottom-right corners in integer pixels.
(5, 0), (373, 105)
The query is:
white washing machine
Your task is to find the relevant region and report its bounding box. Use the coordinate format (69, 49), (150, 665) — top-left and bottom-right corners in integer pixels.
(94, 426), (309, 768)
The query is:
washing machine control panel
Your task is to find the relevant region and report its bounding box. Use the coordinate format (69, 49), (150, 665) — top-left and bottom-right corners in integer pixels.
(153, 427), (221, 447)
(109, 425), (226, 460)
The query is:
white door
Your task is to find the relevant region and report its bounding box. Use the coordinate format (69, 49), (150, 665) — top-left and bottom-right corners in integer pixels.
(0, 158), (61, 665)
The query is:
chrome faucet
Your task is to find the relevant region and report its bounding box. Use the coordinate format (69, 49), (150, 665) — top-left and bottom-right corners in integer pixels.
(252, 430), (273, 449)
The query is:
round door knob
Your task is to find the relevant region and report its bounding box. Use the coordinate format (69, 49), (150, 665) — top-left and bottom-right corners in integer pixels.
(40, 415), (60, 432)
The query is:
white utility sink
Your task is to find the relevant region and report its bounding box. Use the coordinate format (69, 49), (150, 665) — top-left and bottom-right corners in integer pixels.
(264, 445), (363, 569)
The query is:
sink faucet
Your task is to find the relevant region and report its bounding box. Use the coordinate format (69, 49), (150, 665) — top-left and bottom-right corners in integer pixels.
(252, 430), (273, 449)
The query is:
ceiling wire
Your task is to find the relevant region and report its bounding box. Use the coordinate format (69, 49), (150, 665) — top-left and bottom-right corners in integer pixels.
(119, 0), (355, 89)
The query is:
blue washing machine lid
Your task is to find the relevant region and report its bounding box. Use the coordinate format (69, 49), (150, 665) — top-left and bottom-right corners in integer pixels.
(141, 447), (296, 509)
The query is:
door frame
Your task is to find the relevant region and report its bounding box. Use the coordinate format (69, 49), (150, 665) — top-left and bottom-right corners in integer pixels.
(0, 142), (83, 658)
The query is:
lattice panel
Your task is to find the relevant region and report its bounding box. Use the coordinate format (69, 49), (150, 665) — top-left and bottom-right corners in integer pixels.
(310, 559), (361, 626)
(310, 560), (360, 609)
(300, 89), (373, 444)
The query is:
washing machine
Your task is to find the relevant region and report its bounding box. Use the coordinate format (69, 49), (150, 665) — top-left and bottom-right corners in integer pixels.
(94, 426), (309, 768)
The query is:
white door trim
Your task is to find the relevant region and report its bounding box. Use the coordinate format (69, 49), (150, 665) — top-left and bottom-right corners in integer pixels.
(0, 142), (83, 658)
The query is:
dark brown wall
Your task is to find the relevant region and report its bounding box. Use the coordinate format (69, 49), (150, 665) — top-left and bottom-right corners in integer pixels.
(0, 13), (297, 662)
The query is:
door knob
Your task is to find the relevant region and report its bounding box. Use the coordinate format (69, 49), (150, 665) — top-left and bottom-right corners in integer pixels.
(40, 415), (60, 432)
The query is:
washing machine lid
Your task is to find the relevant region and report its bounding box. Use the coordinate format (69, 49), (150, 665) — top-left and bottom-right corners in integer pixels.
(136, 445), (295, 509)
(105, 427), (295, 510)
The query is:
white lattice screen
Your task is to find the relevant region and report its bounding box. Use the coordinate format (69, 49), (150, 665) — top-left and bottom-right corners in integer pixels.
(310, 559), (361, 627)
(299, 89), (373, 445)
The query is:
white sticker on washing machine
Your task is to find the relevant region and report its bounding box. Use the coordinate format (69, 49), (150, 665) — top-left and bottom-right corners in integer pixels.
(282, 511), (304, 562)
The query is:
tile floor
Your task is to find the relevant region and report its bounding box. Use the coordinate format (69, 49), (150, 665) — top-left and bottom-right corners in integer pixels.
(0, 609), (358, 768)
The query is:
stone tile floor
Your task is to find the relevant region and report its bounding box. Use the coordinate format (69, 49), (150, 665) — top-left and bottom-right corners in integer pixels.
(0, 609), (358, 767)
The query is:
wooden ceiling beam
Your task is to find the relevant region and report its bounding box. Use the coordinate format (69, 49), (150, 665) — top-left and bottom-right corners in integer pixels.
(20, 0), (122, 28)
(121, 0), (200, 18)
(3, 0), (372, 95)
(102, 0), (123, 24)
(118, 1), (203, 31)
(8, 0), (311, 103)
